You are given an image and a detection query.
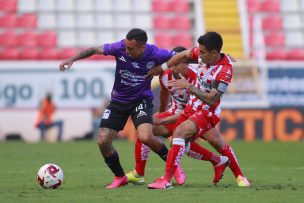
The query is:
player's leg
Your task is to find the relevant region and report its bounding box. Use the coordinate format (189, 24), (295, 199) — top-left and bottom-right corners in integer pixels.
(98, 102), (129, 189)
(203, 123), (250, 187)
(148, 116), (196, 189)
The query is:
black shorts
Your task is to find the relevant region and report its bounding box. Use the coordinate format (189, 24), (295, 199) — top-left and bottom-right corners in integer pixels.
(99, 99), (153, 132)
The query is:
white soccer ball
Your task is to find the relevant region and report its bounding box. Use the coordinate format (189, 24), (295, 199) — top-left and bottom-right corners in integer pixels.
(37, 163), (64, 189)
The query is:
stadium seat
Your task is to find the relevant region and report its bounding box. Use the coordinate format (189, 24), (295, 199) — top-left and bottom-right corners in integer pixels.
(0, 14), (17, 28)
(18, 0), (37, 13)
(57, 48), (79, 60)
(264, 32), (284, 47)
(0, 47), (19, 60)
(58, 31), (76, 47)
(285, 31), (304, 48)
(75, 0), (93, 12)
(57, 14), (76, 29)
(96, 32), (115, 45)
(95, 0), (112, 11)
(246, 0), (260, 13)
(76, 14), (94, 29)
(282, 14), (302, 30)
(265, 50), (287, 60)
(0, 0), (17, 12)
(0, 32), (18, 47)
(134, 14), (152, 30)
(114, 0), (132, 12)
(96, 14), (114, 29)
(280, 0), (299, 12)
(38, 13), (56, 29)
(171, 16), (191, 30)
(114, 14), (132, 29)
(20, 47), (39, 60)
(286, 49), (304, 60)
(169, 0), (190, 13)
(172, 33), (193, 48)
(152, 0), (170, 12)
(37, 31), (57, 48)
(56, 0), (75, 12)
(37, 0), (55, 11)
(133, 0), (151, 12)
(262, 16), (282, 30)
(259, 0), (280, 12)
(18, 32), (37, 47)
(17, 13), (37, 28)
(38, 48), (58, 60)
(154, 33), (173, 49)
(153, 16), (171, 30)
(77, 31), (96, 47)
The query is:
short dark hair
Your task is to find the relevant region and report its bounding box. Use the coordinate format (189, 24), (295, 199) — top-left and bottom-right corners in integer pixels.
(172, 46), (187, 53)
(197, 32), (223, 53)
(126, 28), (148, 45)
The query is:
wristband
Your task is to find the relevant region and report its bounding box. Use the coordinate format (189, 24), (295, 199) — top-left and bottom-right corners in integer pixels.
(161, 63), (168, 71)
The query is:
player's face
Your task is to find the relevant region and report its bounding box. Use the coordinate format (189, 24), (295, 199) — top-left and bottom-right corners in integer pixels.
(198, 44), (218, 65)
(172, 63), (187, 79)
(125, 39), (146, 59)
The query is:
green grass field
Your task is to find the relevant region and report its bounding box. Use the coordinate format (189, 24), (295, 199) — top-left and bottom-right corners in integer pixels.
(0, 140), (303, 203)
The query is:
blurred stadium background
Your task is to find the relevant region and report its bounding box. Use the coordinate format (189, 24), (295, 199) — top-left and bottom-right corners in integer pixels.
(0, 0), (303, 143)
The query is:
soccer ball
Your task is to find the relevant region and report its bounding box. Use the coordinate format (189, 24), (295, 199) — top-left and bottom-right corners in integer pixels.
(37, 163), (64, 189)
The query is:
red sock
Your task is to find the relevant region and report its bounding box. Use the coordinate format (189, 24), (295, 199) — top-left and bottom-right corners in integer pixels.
(134, 137), (150, 176)
(219, 144), (243, 177)
(187, 142), (220, 166)
(164, 138), (185, 182)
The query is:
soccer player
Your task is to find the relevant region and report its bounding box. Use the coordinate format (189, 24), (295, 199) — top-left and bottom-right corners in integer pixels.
(127, 46), (229, 186)
(147, 32), (250, 189)
(59, 28), (182, 189)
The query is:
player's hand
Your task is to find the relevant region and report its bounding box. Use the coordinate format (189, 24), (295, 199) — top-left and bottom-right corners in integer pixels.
(59, 59), (74, 71)
(145, 65), (163, 78)
(167, 75), (190, 90)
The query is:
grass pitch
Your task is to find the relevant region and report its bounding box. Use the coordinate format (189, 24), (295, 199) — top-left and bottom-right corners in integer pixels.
(0, 140), (303, 203)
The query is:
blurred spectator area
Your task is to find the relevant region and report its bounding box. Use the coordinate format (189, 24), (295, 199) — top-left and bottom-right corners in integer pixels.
(0, 0), (195, 60)
(0, 0), (303, 61)
(247, 0), (304, 60)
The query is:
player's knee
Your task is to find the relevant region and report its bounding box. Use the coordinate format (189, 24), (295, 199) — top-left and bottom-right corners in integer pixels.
(174, 125), (190, 139)
(138, 132), (154, 144)
(97, 130), (111, 147)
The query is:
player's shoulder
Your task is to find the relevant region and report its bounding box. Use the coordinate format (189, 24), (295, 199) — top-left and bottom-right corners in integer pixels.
(147, 44), (172, 57)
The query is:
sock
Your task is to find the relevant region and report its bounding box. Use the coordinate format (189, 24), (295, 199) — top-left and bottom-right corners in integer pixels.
(135, 137), (150, 176)
(104, 151), (125, 177)
(155, 143), (169, 162)
(186, 142), (220, 166)
(219, 144), (243, 177)
(164, 138), (185, 182)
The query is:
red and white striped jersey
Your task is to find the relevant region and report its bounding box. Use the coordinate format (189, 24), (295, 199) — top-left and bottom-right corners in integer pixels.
(187, 47), (233, 116)
(159, 66), (196, 114)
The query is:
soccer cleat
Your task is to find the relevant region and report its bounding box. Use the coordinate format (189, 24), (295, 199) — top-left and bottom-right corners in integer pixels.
(106, 176), (128, 189)
(147, 177), (172, 189)
(213, 156), (229, 184)
(173, 165), (186, 185)
(126, 170), (145, 185)
(236, 175), (250, 187)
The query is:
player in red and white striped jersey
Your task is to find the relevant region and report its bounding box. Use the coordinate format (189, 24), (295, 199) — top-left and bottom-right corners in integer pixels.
(127, 47), (229, 186)
(148, 32), (250, 189)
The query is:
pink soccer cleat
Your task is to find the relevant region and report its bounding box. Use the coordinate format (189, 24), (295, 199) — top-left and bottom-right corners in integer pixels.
(106, 176), (128, 189)
(213, 156), (229, 184)
(147, 177), (172, 189)
(236, 175), (250, 187)
(174, 165), (186, 185)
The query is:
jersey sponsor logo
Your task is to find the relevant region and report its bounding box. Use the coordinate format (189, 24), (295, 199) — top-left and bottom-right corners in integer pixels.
(137, 110), (147, 118)
(118, 56), (126, 62)
(198, 78), (212, 90)
(146, 62), (155, 69)
(132, 62), (140, 69)
(102, 109), (111, 119)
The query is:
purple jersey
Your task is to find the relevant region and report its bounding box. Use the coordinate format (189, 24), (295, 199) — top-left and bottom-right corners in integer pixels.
(103, 40), (173, 103)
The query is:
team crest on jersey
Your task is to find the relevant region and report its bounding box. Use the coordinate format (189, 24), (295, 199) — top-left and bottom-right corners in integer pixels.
(132, 62), (140, 69)
(146, 62), (155, 69)
(118, 56), (126, 62)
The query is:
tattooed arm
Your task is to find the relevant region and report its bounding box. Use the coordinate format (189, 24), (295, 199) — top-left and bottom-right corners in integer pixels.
(59, 46), (104, 71)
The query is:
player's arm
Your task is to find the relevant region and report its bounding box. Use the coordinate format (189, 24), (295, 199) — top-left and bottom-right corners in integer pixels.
(146, 49), (191, 77)
(159, 85), (169, 113)
(59, 46), (104, 71)
(153, 112), (182, 125)
(188, 82), (224, 106)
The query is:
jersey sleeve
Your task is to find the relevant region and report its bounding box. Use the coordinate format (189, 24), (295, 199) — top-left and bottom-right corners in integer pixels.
(215, 65), (233, 84)
(155, 48), (174, 65)
(189, 47), (199, 61)
(102, 40), (124, 56)
(185, 68), (197, 84)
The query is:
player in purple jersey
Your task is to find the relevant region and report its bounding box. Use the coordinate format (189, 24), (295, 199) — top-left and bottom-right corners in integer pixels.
(59, 28), (185, 189)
